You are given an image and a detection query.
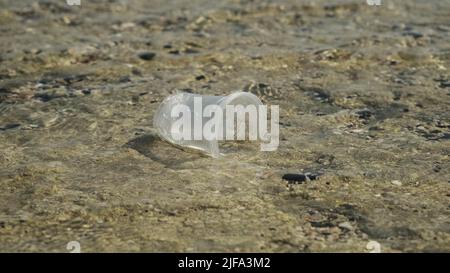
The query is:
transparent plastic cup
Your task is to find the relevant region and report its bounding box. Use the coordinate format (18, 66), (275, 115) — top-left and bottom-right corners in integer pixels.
(153, 91), (263, 157)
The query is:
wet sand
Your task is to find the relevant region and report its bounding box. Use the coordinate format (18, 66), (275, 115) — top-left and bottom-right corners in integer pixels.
(0, 0), (449, 252)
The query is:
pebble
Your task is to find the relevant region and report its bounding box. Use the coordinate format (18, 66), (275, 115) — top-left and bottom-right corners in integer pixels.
(0, 123), (20, 131)
(195, 75), (206, 81)
(118, 76), (131, 83)
(439, 80), (450, 89)
(282, 173), (306, 183)
(355, 109), (373, 119)
(138, 52), (156, 61)
(131, 68), (142, 76)
(34, 88), (67, 102)
(402, 31), (424, 39)
(437, 25), (450, 32)
(282, 173), (320, 184)
(391, 180), (402, 186)
(338, 221), (354, 231)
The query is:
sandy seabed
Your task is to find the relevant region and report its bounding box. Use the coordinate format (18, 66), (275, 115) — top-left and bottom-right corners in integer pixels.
(0, 0), (449, 252)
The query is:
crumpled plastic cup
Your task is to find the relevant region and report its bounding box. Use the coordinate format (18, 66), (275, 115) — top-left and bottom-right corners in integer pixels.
(153, 91), (263, 157)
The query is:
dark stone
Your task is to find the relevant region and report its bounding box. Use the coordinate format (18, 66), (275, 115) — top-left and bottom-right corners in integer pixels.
(184, 48), (199, 54)
(82, 89), (91, 95)
(0, 123), (20, 131)
(355, 109), (373, 119)
(282, 173), (306, 183)
(34, 93), (53, 102)
(440, 133), (450, 140)
(138, 52), (156, 61)
(434, 78), (450, 89)
(195, 75), (205, 81)
(279, 122), (291, 127)
(312, 90), (330, 102)
(179, 88), (193, 93)
(131, 68), (142, 76)
(38, 78), (53, 84)
(402, 31), (424, 39)
(282, 173), (320, 184)
(63, 74), (88, 84)
(439, 81), (450, 89)
(310, 220), (335, 228)
(118, 76), (131, 83)
(433, 164), (441, 173)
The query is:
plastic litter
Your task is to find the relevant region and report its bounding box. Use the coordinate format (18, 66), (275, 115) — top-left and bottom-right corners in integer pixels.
(153, 91), (263, 157)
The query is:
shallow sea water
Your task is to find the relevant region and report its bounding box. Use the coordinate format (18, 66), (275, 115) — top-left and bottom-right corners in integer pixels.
(0, 0), (449, 252)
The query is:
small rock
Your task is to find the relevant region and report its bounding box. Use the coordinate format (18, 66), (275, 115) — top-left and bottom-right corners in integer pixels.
(183, 48), (199, 54)
(391, 180), (402, 186)
(283, 173), (306, 183)
(355, 109), (373, 119)
(437, 25), (450, 32)
(338, 221), (354, 231)
(131, 68), (142, 76)
(169, 49), (180, 55)
(138, 52), (156, 61)
(439, 81), (450, 89)
(81, 88), (91, 95)
(0, 123), (20, 131)
(282, 173), (320, 184)
(366, 240), (381, 253)
(34, 88), (67, 102)
(402, 31), (424, 39)
(118, 76), (131, 83)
